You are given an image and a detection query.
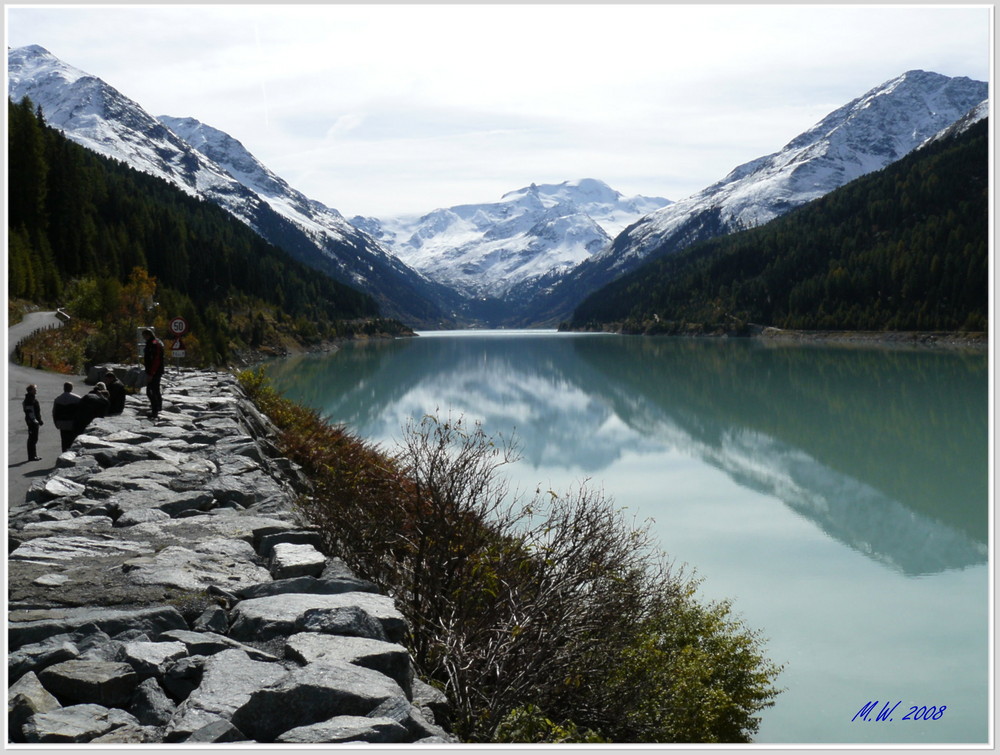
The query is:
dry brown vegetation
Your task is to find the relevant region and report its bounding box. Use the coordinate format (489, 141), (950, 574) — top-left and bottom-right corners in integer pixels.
(239, 369), (783, 743)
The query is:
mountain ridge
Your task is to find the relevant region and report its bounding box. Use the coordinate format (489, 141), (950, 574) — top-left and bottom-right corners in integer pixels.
(350, 178), (671, 302)
(7, 44), (457, 327)
(8, 46), (987, 330)
(569, 117), (989, 334)
(516, 69), (987, 326)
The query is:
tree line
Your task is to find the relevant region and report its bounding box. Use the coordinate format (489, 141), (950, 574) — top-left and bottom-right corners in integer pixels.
(8, 96), (396, 365)
(570, 119), (988, 334)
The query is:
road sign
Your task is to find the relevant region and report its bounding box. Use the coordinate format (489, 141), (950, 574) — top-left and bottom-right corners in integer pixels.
(170, 338), (186, 358)
(169, 317), (189, 337)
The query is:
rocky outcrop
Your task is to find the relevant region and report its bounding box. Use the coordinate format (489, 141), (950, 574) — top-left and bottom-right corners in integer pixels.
(7, 368), (455, 744)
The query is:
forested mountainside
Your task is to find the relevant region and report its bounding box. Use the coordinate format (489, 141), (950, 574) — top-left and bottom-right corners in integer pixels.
(8, 45), (456, 329)
(569, 118), (988, 334)
(522, 71), (987, 328)
(8, 97), (406, 363)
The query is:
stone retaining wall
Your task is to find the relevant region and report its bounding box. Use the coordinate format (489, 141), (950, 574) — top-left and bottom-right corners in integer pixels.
(7, 368), (456, 745)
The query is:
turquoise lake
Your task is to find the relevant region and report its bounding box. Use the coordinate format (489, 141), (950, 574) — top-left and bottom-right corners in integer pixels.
(264, 330), (991, 745)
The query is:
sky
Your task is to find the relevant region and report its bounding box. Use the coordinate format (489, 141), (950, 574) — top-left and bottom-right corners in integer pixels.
(4, 3), (993, 218)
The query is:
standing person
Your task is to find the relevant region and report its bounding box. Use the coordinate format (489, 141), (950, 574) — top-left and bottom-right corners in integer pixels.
(52, 382), (82, 452)
(74, 383), (111, 436)
(143, 328), (165, 419)
(103, 371), (127, 415)
(22, 384), (43, 461)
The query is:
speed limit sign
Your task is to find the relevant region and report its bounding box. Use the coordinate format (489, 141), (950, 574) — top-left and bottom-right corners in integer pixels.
(169, 317), (189, 337)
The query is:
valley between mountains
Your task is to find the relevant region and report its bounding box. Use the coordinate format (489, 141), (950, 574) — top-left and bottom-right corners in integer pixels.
(8, 45), (989, 333)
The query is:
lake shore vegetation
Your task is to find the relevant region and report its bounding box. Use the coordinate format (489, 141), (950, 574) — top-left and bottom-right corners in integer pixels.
(238, 369), (784, 743)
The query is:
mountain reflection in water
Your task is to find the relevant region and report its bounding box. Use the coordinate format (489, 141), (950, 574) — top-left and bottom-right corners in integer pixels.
(265, 333), (988, 577)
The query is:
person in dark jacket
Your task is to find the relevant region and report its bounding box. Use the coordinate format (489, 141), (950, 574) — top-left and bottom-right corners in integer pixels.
(52, 382), (82, 452)
(23, 384), (43, 461)
(103, 372), (127, 415)
(143, 328), (165, 419)
(74, 383), (110, 436)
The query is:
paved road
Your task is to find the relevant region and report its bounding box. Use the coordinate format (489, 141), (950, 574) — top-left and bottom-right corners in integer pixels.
(7, 311), (80, 507)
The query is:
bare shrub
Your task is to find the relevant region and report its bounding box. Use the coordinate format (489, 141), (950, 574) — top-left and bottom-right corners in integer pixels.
(239, 373), (783, 742)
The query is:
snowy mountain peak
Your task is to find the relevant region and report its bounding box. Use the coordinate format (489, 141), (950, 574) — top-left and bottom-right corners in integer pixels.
(8, 45), (86, 87)
(353, 179), (671, 300)
(517, 69), (988, 326)
(501, 178), (623, 206)
(603, 70), (987, 266)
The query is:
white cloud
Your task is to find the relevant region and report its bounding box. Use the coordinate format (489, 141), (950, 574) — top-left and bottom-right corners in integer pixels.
(5, 3), (991, 216)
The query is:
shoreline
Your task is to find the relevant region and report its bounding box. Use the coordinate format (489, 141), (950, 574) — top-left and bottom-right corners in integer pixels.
(753, 326), (988, 351)
(561, 322), (989, 352)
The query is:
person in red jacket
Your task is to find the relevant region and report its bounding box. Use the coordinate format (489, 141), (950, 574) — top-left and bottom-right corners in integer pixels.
(142, 328), (165, 419)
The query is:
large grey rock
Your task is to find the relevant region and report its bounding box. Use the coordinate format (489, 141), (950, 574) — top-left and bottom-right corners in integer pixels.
(160, 655), (207, 703)
(296, 605), (389, 641)
(27, 476), (87, 503)
(105, 488), (214, 518)
(228, 592), (407, 643)
(235, 574), (378, 600)
(85, 460), (180, 494)
(22, 516), (113, 535)
(276, 714), (409, 744)
(209, 471), (288, 507)
(284, 633), (412, 695)
(122, 538), (271, 591)
(269, 542), (327, 579)
(369, 695), (454, 740)
(229, 659), (406, 742)
(38, 660), (139, 707)
(8, 636), (80, 681)
(411, 677), (451, 729)
(8, 671), (62, 741)
(159, 629), (280, 662)
(8, 606), (187, 651)
(9, 534), (152, 568)
(192, 606), (228, 634)
(89, 720), (159, 743)
(114, 508), (171, 527)
(22, 703), (118, 743)
(184, 717), (249, 743)
(257, 529), (324, 557)
(126, 513), (298, 550)
(101, 429), (154, 445)
(115, 640), (188, 679)
(70, 634), (125, 663)
(130, 677), (177, 726)
(163, 650), (287, 741)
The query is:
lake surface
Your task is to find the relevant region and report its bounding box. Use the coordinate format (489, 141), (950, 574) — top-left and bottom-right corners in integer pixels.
(264, 330), (990, 745)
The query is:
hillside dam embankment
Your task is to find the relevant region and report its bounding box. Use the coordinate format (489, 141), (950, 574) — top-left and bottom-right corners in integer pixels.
(7, 366), (456, 745)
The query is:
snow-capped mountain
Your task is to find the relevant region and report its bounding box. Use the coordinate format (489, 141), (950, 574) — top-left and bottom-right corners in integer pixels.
(351, 179), (670, 301)
(7, 44), (456, 327)
(8, 47), (986, 329)
(519, 70), (988, 326)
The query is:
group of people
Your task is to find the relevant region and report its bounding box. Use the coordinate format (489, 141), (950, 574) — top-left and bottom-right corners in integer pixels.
(21, 328), (166, 462)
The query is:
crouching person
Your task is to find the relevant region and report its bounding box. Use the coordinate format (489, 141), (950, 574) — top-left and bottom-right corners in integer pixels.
(74, 383), (111, 438)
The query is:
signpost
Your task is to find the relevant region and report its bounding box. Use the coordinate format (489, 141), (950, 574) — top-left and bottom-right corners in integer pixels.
(168, 317), (188, 360)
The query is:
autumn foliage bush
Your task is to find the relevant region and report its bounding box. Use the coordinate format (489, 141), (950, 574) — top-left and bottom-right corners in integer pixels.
(239, 369), (783, 743)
